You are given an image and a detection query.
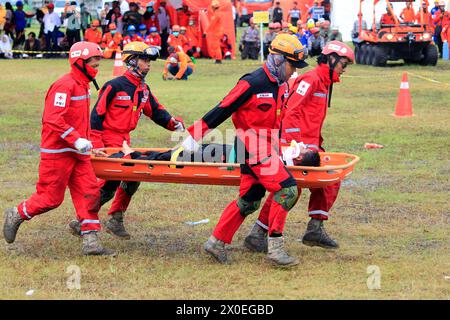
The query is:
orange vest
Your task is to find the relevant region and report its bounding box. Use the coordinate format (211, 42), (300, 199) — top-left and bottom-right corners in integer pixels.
(167, 34), (187, 52)
(84, 28), (102, 45)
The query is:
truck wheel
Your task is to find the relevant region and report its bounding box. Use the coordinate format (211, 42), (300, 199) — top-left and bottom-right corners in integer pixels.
(372, 46), (388, 67)
(360, 44), (367, 65)
(364, 45), (373, 65)
(421, 44), (438, 66)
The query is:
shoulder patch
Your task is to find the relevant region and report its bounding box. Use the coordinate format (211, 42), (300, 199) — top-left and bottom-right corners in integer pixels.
(296, 81), (311, 96)
(54, 92), (67, 107)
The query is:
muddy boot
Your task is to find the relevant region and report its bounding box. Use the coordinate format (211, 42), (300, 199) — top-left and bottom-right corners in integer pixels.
(204, 236), (229, 264)
(301, 218), (339, 249)
(244, 223), (268, 253)
(82, 232), (116, 256)
(68, 220), (82, 238)
(3, 207), (24, 244)
(267, 236), (299, 267)
(105, 211), (130, 240)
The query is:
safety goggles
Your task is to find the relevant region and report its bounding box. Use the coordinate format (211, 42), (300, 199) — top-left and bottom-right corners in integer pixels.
(123, 46), (160, 61)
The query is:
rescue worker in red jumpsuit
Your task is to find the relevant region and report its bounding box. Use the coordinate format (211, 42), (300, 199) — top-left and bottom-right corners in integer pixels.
(244, 41), (355, 253)
(3, 42), (115, 256)
(69, 42), (185, 239)
(181, 34), (308, 266)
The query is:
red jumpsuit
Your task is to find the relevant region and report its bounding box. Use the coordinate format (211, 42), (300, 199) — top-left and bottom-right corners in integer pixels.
(256, 63), (341, 229)
(90, 71), (181, 216)
(122, 34), (144, 46)
(187, 64), (296, 241)
(145, 33), (162, 47)
(16, 67), (101, 234)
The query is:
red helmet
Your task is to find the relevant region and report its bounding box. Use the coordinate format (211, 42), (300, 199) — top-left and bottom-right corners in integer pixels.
(273, 22), (281, 29)
(109, 22), (117, 30)
(310, 27), (320, 34)
(322, 41), (355, 63)
(282, 21), (289, 29)
(69, 41), (103, 65)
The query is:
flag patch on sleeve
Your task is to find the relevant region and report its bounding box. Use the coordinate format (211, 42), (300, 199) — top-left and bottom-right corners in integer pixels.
(54, 93), (67, 107)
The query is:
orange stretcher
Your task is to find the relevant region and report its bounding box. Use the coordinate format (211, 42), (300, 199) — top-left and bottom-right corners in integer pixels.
(91, 148), (360, 188)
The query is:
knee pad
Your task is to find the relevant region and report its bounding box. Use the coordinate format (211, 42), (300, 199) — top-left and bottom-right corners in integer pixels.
(274, 185), (299, 211)
(237, 198), (261, 217)
(120, 181), (140, 197)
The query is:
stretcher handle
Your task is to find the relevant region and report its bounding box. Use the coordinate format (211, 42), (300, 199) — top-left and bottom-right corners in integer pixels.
(91, 152), (360, 172)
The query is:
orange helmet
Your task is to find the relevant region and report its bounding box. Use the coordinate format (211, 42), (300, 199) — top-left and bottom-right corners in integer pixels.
(322, 41), (355, 63)
(69, 41), (103, 65)
(310, 27), (320, 34)
(91, 20), (100, 27)
(172, 25), (180, 32)
(269, 34), (308, 68)
(109, 23), (117, 30)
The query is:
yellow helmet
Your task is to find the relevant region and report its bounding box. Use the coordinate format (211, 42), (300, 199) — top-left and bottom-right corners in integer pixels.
(269, 34), (308, 68)
(122, 41), (159, 63)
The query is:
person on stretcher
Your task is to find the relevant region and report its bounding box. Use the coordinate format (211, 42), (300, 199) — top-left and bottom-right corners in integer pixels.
(97, 140), (321, 167)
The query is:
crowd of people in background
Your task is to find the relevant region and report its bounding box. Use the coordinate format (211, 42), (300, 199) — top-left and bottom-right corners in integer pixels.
(1, 0), (449, 61)
(0, 0), (233, 61)
(241, 0), (338, 60)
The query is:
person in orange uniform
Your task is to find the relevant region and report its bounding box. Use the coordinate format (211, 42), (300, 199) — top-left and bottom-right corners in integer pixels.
(400, 1), (416, 23)
(167, 24), (187, 52)
(441, 19), (450, 43)
(416, 1), (434, 31)
(163, 46), (194, 80)
(84, 19), (102, 45)
(205, 0), (223, 64)
(102, 22), (123, 59)
(380, 7), (397, 25)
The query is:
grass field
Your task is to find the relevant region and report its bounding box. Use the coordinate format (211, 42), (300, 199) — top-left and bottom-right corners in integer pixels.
(0, 55), (449, 300)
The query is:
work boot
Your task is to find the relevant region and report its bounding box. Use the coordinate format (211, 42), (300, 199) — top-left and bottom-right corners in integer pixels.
(204, 236), (229, 264)
(3, 207), (24, 244)
(267, 236), (299, 267)
(301, 218), (339, 249)
(105, 211), (131, 239)
(244, 223), (268, 253)
(82, 232), (116, 256)
(68, 220), (82, 238)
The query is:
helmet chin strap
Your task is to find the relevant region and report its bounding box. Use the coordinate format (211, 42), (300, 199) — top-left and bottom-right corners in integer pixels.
(128, 57), (148, 80)
(73, 60), (100, 90)
(327, 54), (340, 108)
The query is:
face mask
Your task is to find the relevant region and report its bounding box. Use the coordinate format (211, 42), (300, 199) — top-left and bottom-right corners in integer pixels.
(111, 30), (116, 35)
(173, 31), (179, 36)
(85, 62), (99, 79)
(147, 7), (153, 12)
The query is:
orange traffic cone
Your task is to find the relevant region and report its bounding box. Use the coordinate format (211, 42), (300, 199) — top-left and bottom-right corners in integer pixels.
(394, 72), (414, 117)
(112, 50), (124, 77)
